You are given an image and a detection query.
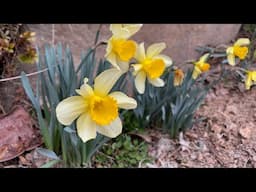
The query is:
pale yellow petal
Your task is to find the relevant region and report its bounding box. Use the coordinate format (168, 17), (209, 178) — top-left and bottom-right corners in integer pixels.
(234, 38), (250, 46)
(123, 24), (143, 38)
(118, 60), (130, 73)
(192, 66), (201, 79)
(245, 73), (252, 90)
(227, 54), (236, 66)
(109, 91), (137, 109)
(76, 81), (94, 98)
(106, 52), (120, 70)
(251, 71), (256, 81)
(146, 43), (166, 58)
(77, 114), (97, 143)
(94, 68), (122, 96)
(132, 64), (142, 76)
(199, 53), (210, 63)
(110, 24), (122, 36)
(226, 47), (234, 55)
(148, 77), (165, 87)
(105, 39), (113, 57)
(110, 25), (130, 39)
(56, 96), (87, 125)
(135, 70), (146, 94)
(154, 54), (173, 67)
(135, 42), (146, 62)
(96, 117), (122, 138)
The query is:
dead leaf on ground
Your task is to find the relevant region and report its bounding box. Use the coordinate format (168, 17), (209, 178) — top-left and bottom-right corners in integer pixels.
(128, 132), (153, 143)
(0, 106), (42, 162)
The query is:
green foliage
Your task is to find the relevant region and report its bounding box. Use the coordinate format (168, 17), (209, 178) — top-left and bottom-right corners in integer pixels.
(242, 24), (256, 35)
(21, 42), (120, 167)
(122, 110), (141, 132)
(93, 134), (151, 168)
(160, 70), (210, 138)
(131, 68), (211, 138)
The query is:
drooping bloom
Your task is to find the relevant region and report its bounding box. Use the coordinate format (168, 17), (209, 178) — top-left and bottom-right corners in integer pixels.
(20, 31), (36, 42)
(56, 68), (137, 143)
(245, 70), (256, 90)
(173, 68), (184, 86)
(132, 42), (172, 94)
(17, 47), (38, 64)
(105, 24), (143, 72)
(226, 38), (250, 66)
(192, 53), (210, 79)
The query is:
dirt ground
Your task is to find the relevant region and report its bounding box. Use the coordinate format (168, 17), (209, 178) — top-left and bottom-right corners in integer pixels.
(145, 78), (256, 168)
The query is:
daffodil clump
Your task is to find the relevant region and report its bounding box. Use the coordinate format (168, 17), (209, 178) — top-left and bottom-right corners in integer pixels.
(23, 24), (226, 167)
(198, 38), (256, 90)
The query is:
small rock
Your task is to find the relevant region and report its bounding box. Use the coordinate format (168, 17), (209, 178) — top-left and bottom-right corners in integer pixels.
(211, 124), (222, 134)
(239, 127), (252, 139)
(191, 153), (197, 160)
(185, 132), (198, 139)
(197, 153), (203, 161)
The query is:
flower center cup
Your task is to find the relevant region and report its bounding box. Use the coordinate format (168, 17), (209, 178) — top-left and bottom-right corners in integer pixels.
(112, 39), (136, 61)
(89, 95), (118, 126)
(142, 58), (165, 79)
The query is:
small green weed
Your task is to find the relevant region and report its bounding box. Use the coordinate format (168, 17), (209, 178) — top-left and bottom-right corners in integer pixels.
(93, 134), (152, 168)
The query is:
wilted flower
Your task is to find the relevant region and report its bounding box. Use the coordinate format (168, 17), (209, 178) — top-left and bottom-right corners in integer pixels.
(0, 38), (15, 54)
(17, 47), (38, 64)
(173, 68), (184, 86)
(20, 31), (36, 42)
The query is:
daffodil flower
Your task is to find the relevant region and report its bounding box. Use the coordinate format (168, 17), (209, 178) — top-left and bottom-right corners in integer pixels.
(192, 53), (210, 79)
(226, 38), (250, 66)
(56, 68), (137, 143)
(173, 68), (184, 86)
(132, 42), (172, 94)
(245, 70), (256, 90)
(105, 24), (143, 72)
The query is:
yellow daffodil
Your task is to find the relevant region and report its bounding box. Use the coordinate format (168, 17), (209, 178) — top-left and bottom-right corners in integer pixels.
(226, 38), (250, 66)
(132, 42), (172, 94)
(105, 24), (143, 72)
(192, 53), (210, 79)
(56, 68), (137, 143)
(173, 68), (184, 86)
(245, 70), (256, 90)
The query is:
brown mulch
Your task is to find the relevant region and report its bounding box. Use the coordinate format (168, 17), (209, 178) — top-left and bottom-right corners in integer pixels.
(145, 71), (256, 168)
